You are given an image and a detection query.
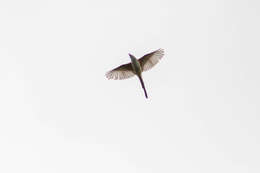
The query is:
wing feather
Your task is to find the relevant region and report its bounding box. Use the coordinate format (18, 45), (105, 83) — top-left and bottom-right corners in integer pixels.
(139, 49), (164, 72)
(106, 63), (135, 80)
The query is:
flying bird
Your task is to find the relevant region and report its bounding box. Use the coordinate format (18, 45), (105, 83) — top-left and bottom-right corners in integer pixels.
(105, 49), (164, 98)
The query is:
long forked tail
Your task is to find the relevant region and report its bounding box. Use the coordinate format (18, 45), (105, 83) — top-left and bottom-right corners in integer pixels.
(138, 76), (148, 99)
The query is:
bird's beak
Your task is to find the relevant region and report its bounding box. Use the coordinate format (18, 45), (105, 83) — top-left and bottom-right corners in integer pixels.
(128, 53), (133, 59)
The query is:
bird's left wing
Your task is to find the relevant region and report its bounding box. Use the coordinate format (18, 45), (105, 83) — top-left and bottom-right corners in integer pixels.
(139, 49), (164, 72)
(106, 63), (135, 80)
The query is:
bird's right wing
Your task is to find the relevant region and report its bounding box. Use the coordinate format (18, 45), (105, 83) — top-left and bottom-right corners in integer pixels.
(139, 49), (164, 72)
(106, 63), (135, 80)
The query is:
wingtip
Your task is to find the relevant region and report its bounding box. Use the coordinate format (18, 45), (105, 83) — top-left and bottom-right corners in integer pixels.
(158, 48), (164, 53)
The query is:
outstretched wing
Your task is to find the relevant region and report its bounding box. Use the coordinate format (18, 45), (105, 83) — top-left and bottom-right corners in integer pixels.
(139, 49), (164, 72)
(106, 63), (135, 80)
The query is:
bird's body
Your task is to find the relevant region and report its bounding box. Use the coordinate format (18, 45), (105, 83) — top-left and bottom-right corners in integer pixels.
(106, 49), (164, 99)
(129, 54), (148, 98)
(129, 54), (142, 75)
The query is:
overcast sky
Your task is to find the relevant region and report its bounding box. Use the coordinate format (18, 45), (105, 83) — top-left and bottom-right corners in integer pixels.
(0, 0), (260, 172)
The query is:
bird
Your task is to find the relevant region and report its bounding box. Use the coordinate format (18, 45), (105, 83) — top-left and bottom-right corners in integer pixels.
(105, 49), (164, 99)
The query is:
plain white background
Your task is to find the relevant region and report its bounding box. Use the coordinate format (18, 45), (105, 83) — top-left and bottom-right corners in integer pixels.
(0, 0), (259, 172)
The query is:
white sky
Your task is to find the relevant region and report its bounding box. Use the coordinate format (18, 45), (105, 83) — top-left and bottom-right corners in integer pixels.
(0, 0), (260, 172)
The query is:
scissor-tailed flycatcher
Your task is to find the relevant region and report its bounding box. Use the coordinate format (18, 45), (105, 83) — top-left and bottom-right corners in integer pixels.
(106, 49), (164, 98)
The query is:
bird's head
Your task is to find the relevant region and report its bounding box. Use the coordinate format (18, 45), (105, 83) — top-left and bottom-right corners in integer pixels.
(128, 53), (136, 60)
